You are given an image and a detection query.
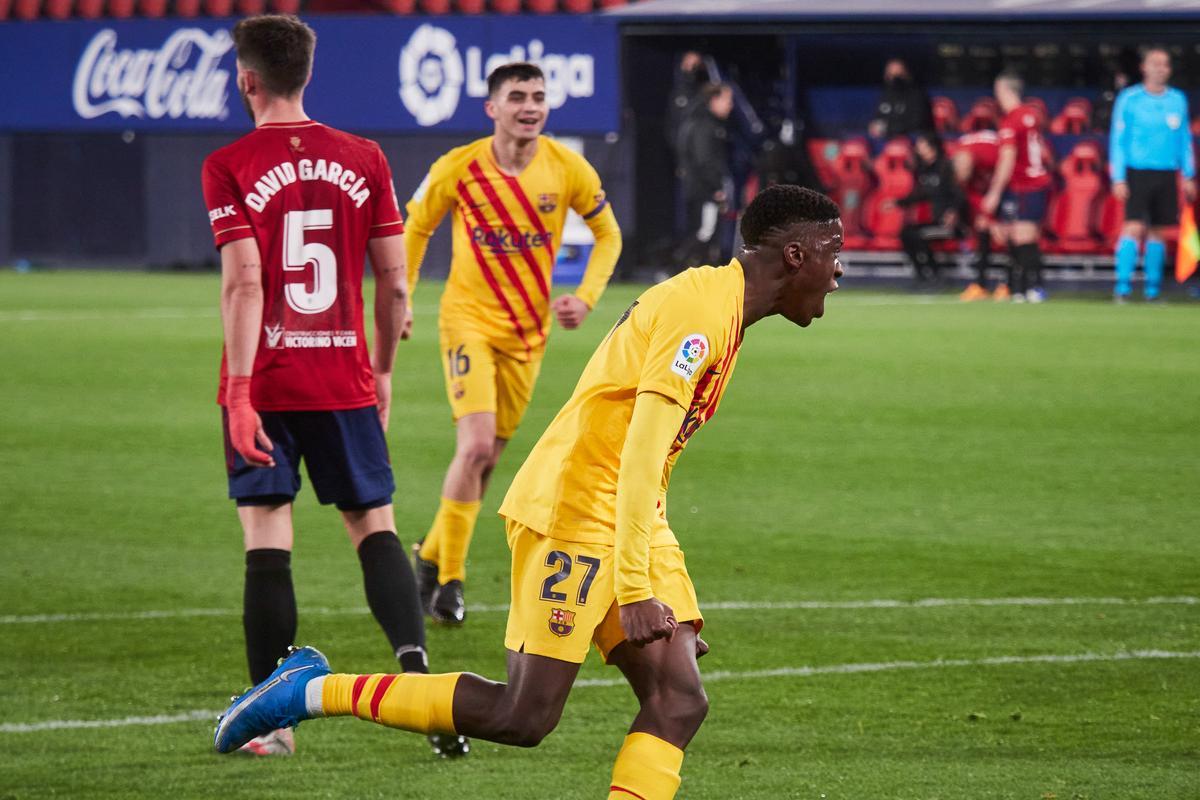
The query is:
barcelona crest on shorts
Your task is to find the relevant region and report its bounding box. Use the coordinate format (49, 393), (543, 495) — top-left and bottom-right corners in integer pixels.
(548, 607), (575, 637)
(538, 193), (558, 213)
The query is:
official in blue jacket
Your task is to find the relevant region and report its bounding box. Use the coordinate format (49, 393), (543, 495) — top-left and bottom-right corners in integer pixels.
(1109, 47), (1196, 301)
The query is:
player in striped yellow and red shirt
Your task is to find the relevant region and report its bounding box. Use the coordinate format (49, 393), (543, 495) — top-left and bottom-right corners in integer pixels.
(404, 62), (622, 624)
(214, 185), (846, 800)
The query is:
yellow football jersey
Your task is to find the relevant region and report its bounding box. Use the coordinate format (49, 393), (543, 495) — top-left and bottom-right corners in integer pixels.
(499, 260), (746, 547)
(405, 135), (616, 361)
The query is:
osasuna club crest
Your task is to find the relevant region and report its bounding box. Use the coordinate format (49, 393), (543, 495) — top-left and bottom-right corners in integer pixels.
(549, 607), (575, 637)
(538, 193), (558, 213)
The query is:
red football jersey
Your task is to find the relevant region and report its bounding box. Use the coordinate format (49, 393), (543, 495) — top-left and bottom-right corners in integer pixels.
(998, 103), (1052, 192)
(958, 130), (1000, 196)
(202, 121), (404, 411)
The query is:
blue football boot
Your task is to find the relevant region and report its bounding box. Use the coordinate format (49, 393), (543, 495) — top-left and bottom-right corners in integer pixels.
(214, 646), (330, 754)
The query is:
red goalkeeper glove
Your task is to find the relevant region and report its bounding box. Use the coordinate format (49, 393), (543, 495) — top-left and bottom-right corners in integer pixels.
(226, 375), (274, 467)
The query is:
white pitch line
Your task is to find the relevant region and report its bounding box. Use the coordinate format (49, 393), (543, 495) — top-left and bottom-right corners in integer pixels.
(1, 596), (1195, 626)
(0, 296), (946, 323)
(3, 649), (1196, 734)
(0, 710), (216, 734)
(574, 648), (1200, 687)
(0, 308), (220, 322)
(0, 306), (447, 323)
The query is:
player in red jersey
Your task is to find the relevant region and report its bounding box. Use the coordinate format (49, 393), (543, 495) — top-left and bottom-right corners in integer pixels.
(981, 72), (1053, 303)
(953, 128), (1008, 300)
(201, 15), (464, 758)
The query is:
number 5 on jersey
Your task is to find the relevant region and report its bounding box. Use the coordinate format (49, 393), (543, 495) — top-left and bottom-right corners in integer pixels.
(284, 209), (337, 314)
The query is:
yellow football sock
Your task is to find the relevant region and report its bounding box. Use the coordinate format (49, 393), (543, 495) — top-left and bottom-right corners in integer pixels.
(418, 524), (440, 563)
(428, 496), (481, 584)
(608, 732), (685, 800)
(319, 672), (461, 734)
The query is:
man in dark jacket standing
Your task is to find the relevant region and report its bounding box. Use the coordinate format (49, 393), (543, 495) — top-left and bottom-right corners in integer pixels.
(672, 83), (734, 272)
(869, 59), (933, 139)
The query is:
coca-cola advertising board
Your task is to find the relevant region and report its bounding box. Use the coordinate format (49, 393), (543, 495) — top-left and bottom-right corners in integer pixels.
(0, 15), (618, 133)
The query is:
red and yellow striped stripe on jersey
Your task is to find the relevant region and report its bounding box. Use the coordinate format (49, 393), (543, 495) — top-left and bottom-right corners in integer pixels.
(405, 135), (621, 360)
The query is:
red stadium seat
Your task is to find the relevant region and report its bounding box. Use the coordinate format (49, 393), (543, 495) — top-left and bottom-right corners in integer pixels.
(563, 0), (593, 10)
(419, 0), (449, 11)
(863, 138), (916, 249)
(597, 0), (626, 6)
(270, 0), (299, 10)
(44, 0), (71, 17)
(1025, 97), (1050, 130)
(742, 172), (761, 206)
(0, 0), (11, 18)
(456, 0), (485, 11)
(174, 0), (200, 15)
(139, 0), (167, 15)
(1050, 99), (1092, 135)
(931, 96), (960, 135)
(75, 0), (103, 15)
(526, 0), (557, 11)
(490, 0), (520, 11)
(1097, 193), (1124, 249)
(13, 0), (40, 20)
(829, 138), (874, 249)
(960, 97), (999, 132)
(108, 0), (134, 16)
(202, 0), (231, 14)
(806, 138), (839, 192)
(380, 0), (416, 11)
(236, 0), (265, 13)
(1047, 141), (1106, 254)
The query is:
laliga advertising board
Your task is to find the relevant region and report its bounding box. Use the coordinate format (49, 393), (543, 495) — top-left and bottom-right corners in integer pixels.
(0, 15), (618, 133)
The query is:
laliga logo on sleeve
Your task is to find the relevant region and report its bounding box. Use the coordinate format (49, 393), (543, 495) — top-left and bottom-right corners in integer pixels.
(670, 333), (709, 380)
(398, 24), (465, 128)
(72, 28), (233, 121)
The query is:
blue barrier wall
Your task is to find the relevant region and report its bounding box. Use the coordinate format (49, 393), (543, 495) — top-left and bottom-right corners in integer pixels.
(0, 16), (619, 134)
(0, 131), (629, 270)
(0, 16), (626, 268)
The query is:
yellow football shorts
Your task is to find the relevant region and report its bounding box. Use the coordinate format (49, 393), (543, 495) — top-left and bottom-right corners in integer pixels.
(502, 519), (703, 664)
(438, 331), (543, 440)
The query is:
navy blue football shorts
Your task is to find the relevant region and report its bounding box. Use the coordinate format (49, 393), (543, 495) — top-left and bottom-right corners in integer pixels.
(222, 406), (394, 511)
(999, 188), (1049, 223)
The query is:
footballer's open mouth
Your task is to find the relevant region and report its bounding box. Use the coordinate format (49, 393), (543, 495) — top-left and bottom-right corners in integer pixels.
(516, 115), (543, 126)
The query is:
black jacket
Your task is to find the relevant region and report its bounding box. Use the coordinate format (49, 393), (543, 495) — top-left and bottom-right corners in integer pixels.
(874, 78), (934, 138)
(678, 109), (730, 199)
(898, 155), (964, 222)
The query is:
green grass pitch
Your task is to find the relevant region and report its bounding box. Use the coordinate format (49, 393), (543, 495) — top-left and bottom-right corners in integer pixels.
(1, 271), (1197, 799)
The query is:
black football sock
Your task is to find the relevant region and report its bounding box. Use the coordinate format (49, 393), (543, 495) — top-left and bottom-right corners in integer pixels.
(243, 548), (297, 685)
(1015, 243), (1044, 289)
(974, 232), (992, 285)
(1007, 244), (1027, 294)
(357, 531), (429, 674)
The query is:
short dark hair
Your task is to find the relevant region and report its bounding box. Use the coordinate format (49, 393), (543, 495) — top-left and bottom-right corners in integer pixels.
(740, 185), (840, 247)
(233, 15), (316, 98)
(995, 70), (1024, 98)
(1141, 45), (1171, 63)
(487, 62), (545, 97)
(915, 130), (944, 158)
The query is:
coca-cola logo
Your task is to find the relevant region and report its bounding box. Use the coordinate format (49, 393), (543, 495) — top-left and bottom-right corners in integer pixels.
(72, 28), (234, 122)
